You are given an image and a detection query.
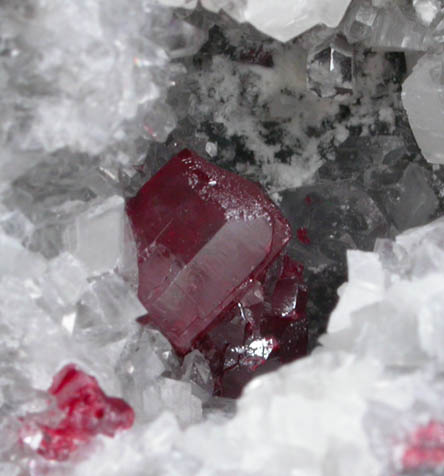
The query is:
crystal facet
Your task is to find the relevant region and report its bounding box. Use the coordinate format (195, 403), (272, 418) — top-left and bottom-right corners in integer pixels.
(127, 149), (291, 354)
(307, 36), (354, 98)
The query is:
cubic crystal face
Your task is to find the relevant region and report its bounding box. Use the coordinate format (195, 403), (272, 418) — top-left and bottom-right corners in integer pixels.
(127, 149), (291, 354)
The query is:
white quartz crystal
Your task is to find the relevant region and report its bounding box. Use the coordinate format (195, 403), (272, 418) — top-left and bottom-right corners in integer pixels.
(201, 0), (353, 42)
(403, 52), (444, 164)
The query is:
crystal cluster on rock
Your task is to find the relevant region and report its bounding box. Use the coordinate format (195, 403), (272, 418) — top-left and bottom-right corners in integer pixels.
(1, 0), (444, 475)
(0, 0), (206, 184)
(127, 150), (308, 396)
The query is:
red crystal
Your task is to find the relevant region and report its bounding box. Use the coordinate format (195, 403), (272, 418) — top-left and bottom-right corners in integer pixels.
(198, 255), (308, 398)
(297, 227), (311, 245)
(127, 149), (292, 355)
(34, 365), (134, 461)
(402, 421), (444, 473)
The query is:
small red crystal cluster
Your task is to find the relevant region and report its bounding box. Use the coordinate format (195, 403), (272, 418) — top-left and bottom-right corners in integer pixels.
(26, 365), (134, 461)
(401, 421), (444, 473)
(127, 150), (308, 397)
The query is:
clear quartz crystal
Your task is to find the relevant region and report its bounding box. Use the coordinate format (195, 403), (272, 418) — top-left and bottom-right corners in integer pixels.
(307, 36), (354, 98)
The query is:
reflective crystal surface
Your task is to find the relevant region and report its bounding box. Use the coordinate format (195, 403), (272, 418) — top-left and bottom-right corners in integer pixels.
(1, 1), (444, 475)
(127, 149), (291, 354)
(307, 36), (354, 98)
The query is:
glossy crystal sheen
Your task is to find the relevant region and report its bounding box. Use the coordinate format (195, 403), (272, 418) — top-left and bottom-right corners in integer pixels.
(127, 150), (291, 354)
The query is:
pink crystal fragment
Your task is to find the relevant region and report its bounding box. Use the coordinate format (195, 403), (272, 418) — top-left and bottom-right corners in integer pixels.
(402, 421), (444, 472)
(297, 227), (311, 245)
(127, 149), (291, 354)
(35, 365), (134, 461)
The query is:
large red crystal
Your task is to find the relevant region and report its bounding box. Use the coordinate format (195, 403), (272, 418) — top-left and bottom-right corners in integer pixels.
(34, 365), (134, 461)
(127, 149), (292, 354)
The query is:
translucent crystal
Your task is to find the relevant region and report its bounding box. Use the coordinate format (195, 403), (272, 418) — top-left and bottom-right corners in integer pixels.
(403, 52), (444, 164)
(74, 273), (146, 344)
(180, 350), (214, 401)
(37, 252), (89, 319)
(367, 2), (433, 51)
(307, 36), (354, 98)
(157, 0), (198, 8)
(201, 0), (353, 42)
(159, 378), (202, 426)
(151, 17), (207, 59)
(413, 0), (440, 25)
(0, 232), (46, 280)
(384, 163), (438, 231)
(116, 326), (181, 418)
(280, 182), (390, 269)
(341, 0), (378, 43)
(127, 149), (291, 354)
(64, 196), (125, 276)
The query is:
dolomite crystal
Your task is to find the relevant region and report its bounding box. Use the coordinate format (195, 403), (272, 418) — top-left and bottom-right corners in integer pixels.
(201, 0), (353, 42)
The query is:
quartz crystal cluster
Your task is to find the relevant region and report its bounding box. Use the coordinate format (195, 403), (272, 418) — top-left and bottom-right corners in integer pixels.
(1, 0), (444, 475)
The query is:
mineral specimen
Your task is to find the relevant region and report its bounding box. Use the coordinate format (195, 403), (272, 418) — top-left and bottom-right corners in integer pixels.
(307, 36), (354, 98)
(200, 254), (308, 397)
(201, 0), (353, 42)
(127, 149), (292, 354)
(21, 365), (134, 461)
(2, 0), (444, 475)
(402, 421), (444, 473)
(403, 52), (444, 164)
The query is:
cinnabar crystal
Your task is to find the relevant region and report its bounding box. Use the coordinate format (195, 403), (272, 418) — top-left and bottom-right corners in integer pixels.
(35, 365), (134, 461)
(127, 149), (292, 355)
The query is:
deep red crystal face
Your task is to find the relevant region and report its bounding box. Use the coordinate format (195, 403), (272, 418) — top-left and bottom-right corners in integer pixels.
(127, 149), (292, 354)
(199, 254), (308, 397)
(35, 365), (134, 461)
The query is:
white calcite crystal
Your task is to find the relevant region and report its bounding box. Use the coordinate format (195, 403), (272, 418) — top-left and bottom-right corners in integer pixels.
(403, 52), (444, 164)
(201, 0), (353, 42)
